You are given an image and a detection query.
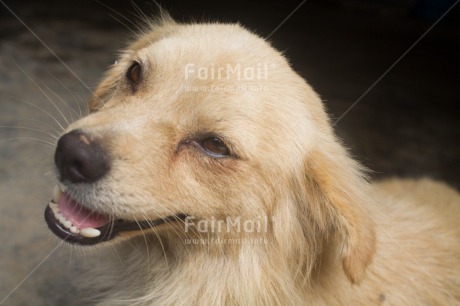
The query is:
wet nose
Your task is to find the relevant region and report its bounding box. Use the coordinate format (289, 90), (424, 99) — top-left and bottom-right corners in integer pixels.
(54, 130), (110, 183)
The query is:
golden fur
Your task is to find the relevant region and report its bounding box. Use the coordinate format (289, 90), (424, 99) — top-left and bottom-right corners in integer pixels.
(60, 17), (460, 305)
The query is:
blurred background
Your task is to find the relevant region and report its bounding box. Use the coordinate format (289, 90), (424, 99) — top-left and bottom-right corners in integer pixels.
(0, 0), (459, 305)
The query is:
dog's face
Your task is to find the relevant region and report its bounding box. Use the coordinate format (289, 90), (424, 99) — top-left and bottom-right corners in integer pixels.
(45, 19), (375, 283)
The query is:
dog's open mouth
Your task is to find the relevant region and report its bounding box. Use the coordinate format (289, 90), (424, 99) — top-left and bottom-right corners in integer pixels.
(44, 184), (185, 246)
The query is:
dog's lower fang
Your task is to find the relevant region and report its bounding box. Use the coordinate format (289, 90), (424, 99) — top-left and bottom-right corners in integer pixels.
(80, 228), (101, 238)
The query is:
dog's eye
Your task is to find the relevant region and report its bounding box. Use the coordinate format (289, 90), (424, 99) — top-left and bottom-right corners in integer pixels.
(126, 62), (142, 85)
(200, 137), (230, 157)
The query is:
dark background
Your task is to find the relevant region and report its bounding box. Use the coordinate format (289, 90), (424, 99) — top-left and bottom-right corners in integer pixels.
(0, 1), (459, 305)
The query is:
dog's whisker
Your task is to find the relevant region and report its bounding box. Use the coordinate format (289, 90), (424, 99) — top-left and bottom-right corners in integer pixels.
(43, 170), (56, 177)
(0, 125), (59, 141)
(14, 62), (71, 127)
(123, 237), (142, 257)
(39, 81), (72, 126)
(12, 97), (66, 132)
(109, 215), (117, 242)
(108, 14), (139, 36)
(109, 241), (123, 265)
(95, 0), (144, 33)
(44, 74), (83, 122)
(138, 209), (173, 269)
(129, 1), (150, 26)
(143, 202), (204, 249)
(131, 214), (153, 271)
(0, 137), (55, 148)
(143, 206), (196, 259)
(41, 82), (75, 124)
(15, 118), (62, 137)
(50, 74), (87, 119)
(1, 1), (97, 99)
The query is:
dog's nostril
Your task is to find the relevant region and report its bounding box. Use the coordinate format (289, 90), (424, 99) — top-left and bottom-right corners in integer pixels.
(54, 130), (110, 183)
(68, 159), (84, 180)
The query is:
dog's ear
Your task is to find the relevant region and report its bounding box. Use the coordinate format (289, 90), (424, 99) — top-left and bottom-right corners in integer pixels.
(303, 140), (376, 284)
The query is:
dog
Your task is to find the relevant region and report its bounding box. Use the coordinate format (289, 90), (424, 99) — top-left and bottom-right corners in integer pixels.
(44, 16), (460, 305)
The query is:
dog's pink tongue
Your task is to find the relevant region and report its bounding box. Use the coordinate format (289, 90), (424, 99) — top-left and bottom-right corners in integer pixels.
(58, 193), (109, 229)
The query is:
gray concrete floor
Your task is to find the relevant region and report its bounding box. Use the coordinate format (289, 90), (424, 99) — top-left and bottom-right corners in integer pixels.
(0, 1), (459, 305)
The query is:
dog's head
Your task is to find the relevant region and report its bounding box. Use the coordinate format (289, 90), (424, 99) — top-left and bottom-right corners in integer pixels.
(45, 18), (375, 283)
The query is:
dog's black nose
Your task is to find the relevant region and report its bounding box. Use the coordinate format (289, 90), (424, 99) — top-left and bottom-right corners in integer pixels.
(54, 130), (110, 183)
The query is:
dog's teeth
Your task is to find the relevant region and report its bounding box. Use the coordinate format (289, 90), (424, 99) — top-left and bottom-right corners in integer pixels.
(50, 204), (87, 235)
(58, 215), (66, 224)
(62, 220), (72, 229)
(53, 210), (61, 219)
(52, 185), (62, 203)
(49, 194), (100, 238)
(59, 183), (67, 193)
(54, 211), (67, 224)
(49, 202), (59, 213)
(80, 228), (101, 238)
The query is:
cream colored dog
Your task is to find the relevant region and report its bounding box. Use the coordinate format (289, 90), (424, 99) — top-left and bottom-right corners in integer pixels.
(44, 16), (460, 305)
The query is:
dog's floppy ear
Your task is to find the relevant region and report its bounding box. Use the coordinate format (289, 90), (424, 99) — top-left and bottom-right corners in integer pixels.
(303, 140), (376, 284)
